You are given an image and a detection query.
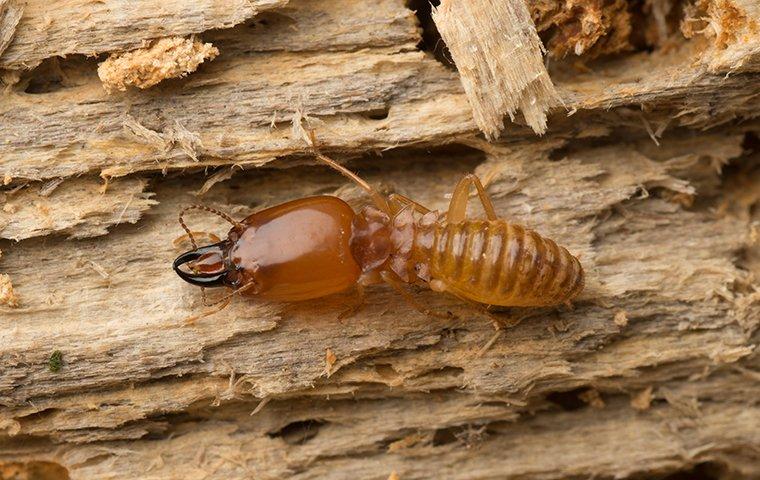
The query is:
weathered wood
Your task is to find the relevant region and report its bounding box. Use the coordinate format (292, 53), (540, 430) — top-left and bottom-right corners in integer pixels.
(1, 0), (759, 478)
(1, 129), (757, 477)
(0, 0), (287, 69)
(2, 0), (759, 183)
(3, 381), (759, 479)
(0, 176), (155, 240)
(432, 0), (560, 136)
(0, 0), (22, 59)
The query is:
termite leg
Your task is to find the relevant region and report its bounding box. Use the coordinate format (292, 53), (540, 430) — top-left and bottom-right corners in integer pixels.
(446, 174), (498, 223)
(337, 283), (366, 320)
(387, 193), (432, 215)
(430, 279), (504, 331)
(182, 281), (256, 325)
(381, 272), (455, 320)
(183, 296), (232, 325)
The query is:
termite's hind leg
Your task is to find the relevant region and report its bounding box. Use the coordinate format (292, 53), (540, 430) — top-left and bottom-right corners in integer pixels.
(387, 193), (432, 215)
(429, 280), (505, 331)
(446, 174), (498, 223)
(381, 272), (456, 320)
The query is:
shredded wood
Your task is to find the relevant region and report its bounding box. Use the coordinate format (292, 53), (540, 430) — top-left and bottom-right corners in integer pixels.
(0, 177), (156, 240)
(0, 0), (759, 478)
(98, 37), (219, 92)
(630, 387), (654, 411)
(432, 0), (561, 137)
(0, 0), (286, 70)
(0, 273), (18, 307)
(533, 0), (632, 58)
(0, 0), (22, 58)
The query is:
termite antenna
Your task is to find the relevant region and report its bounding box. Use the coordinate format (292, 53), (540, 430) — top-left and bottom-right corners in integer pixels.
(178, 204), (243, 250)
(306, 130), (391, 214)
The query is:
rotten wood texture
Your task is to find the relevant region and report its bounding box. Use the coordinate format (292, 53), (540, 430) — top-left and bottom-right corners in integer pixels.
(0, 0), (759, 478)
(1, 0), (759, 183)
(1, 129), (758, 478)
(0, 0), (286, 70)
(0, 176), (155, 240)
(97, 37), (219, 93)
(432, 0), (560, 137)
(0, 0), (22, 59)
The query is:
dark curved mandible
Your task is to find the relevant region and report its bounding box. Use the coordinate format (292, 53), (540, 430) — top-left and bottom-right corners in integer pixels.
(173, 242), (228, 287)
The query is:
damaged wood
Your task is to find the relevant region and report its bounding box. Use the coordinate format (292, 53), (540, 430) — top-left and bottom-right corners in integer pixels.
(0, 0), (287, 70)
(533, 0), (632, 59)
(0, 0), (22, 59)
(0, 176), (156, 240)
(432, 0), (560, 137)
(97, 37), (219, 93)
(1, 0), (758, 183)
(0, 131), (757, 478)
(0, 0), (759, 478)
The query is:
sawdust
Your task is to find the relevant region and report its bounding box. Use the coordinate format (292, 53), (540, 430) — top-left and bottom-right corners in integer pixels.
(98, 36), (219, 93)
(613, 310), (628, 327)
(534, 0), (633, 58)
(0, 273), (19, 308)
(681, 0), (752, 49)
(630, 387), (654, 411)
(712, 0), (751, 49)
(579, 389), (606, 409)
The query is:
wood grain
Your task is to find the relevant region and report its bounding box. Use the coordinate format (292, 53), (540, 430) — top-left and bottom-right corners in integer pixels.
(1, 0), (759, 478)
(0, 0), (287, 69)
(1, 132), (757, 478)
(432, 0), (560, 136)
(0, 176), (155, 240)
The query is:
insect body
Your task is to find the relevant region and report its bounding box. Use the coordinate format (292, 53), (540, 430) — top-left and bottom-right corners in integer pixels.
(173, 155), (584, 311)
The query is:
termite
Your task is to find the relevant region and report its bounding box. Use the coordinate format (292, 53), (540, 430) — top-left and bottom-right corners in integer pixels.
(173, 152), (584, 320)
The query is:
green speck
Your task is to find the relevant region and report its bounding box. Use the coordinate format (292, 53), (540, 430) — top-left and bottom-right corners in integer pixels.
(49, 350), (63, 373)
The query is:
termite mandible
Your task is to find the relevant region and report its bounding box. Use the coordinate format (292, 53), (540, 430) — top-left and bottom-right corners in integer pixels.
(173, 149), (584, 321)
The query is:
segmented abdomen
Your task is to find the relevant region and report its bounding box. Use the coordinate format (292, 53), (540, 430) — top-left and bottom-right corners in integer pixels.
(415, 221), (584, 307)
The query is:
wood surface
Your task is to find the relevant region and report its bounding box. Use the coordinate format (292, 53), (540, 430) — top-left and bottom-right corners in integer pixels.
(0, 0), (758, 479)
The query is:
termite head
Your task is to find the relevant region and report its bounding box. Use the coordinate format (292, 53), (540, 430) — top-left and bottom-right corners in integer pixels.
(174, 205), (250, 291)
(173, 241), (232, 287)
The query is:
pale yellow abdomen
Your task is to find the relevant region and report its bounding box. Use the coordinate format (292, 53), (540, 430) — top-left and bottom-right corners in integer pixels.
(415, 221), (584, 307)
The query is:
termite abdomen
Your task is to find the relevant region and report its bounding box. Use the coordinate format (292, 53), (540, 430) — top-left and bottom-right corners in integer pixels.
(415, 221), (584, 307)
